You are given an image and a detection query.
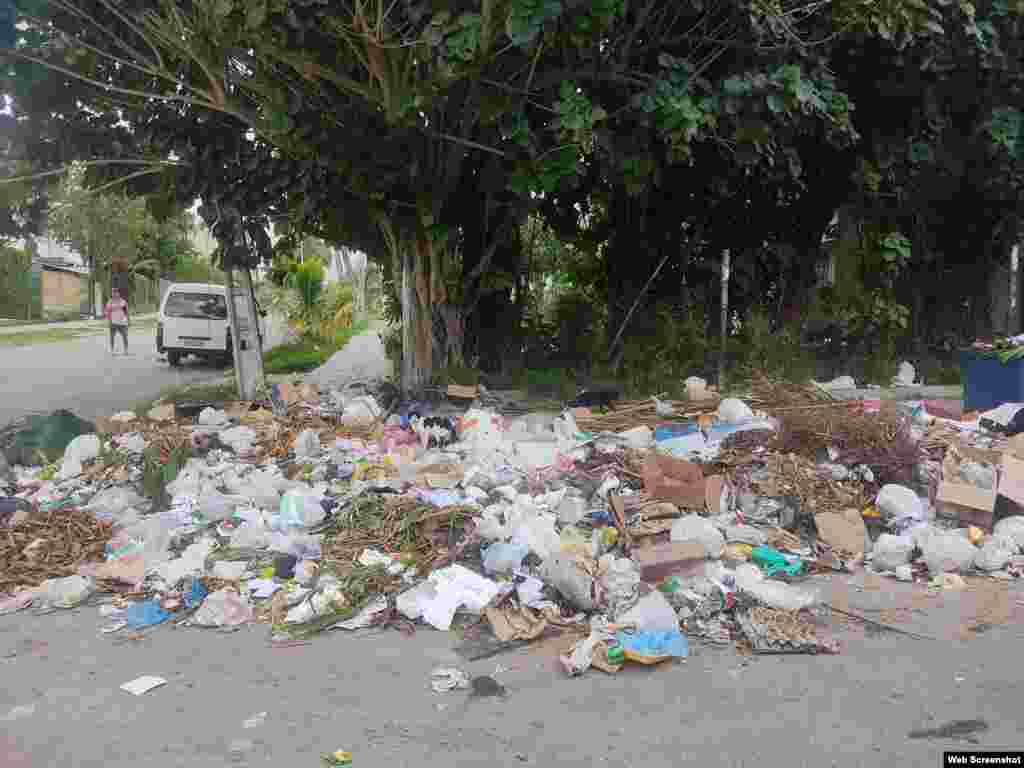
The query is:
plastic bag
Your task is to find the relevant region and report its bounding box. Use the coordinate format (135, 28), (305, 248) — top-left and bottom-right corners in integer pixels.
(876, 485), (925, 528)
(734, 563), (819, 611)
(197, 490), (242, 523)
(36, 575), (94, 609)
(993, 516), (1024, 552)
(724, 525), (767, 547)
(872, 533), (915, 571)
(294, 429), (322, 458)
(539, 554), (596, 611)
(193, 588), (255, 627)
(615, 629), (688, 663)
(717, 398), (754, 424)
(615, 589), (677, 632)
(923, 531), (978, 574)
(57, 434), (101, 480)
(219, 426), (258, 454)
(974, 535), (1017, 572)
(510, 513), (560, 560)
(268, 532), (322, 560)
(557, 494), (587, 525)
(600, 555), (641, 620)
(482, 542), (529, 574)
(670, 515), (725, 558)
(274, 488), (326, 530)
(84, 486), (145, 525)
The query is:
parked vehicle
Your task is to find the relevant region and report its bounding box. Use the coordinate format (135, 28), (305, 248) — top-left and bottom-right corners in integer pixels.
(156, 282), (265, 367)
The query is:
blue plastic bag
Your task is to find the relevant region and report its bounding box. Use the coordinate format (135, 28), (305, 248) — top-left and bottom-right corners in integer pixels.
(615, 630), (689, 662)
(126, 599), (172, 630)
(184, 577), (208, 609)
(482, 542), (529, 574)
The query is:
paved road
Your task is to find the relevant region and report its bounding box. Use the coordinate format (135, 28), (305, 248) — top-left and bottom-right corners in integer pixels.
(0, 573), (1021, 767)
(0, 316), (288, 426)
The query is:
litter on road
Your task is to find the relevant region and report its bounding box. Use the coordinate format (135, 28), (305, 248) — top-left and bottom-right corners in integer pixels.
(2, 373), (1024, 687)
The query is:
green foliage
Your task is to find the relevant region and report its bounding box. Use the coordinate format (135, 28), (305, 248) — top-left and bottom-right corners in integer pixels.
(506, 0), (562, 46)
(173, 253), (224, 284)
(521, 367), (576, 399)
(286, 257), (325, 311)
(735, 307), (816, 384)
(444, 14), (482, 63)
(0, 244), (35, 319)
(611, 304), (712, 398)
(431, 363), (482, 386)
(264, 319), (368, 374)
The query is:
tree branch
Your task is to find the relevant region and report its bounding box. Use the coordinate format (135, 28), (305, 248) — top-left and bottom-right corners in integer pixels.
(0, 159), (186, 185)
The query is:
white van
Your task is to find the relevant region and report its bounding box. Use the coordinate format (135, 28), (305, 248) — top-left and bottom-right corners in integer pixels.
(156, 282), (265, 366)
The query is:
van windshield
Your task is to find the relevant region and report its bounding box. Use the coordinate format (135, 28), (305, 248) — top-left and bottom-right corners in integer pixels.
(164, 292), (228, 320)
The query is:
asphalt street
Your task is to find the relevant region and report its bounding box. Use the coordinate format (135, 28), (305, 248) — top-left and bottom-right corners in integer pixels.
(0, 317), (287, 427)
(1, 572), (1022, 767)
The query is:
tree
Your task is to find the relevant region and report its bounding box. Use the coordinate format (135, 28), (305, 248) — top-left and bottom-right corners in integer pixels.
(2, 0), (984, 386)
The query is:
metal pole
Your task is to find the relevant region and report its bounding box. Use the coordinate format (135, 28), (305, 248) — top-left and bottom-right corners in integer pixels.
(224, 265), (246, 399)
(719, 248), (731, 392)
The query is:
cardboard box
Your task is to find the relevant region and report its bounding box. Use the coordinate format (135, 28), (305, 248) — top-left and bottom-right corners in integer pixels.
(999, 452), (1024, 508)
(936, 481), (997, 530)
(633, 541), (707, 583)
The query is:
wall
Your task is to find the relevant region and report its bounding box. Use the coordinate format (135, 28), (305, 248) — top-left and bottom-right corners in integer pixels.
(41, 269), (83, 315)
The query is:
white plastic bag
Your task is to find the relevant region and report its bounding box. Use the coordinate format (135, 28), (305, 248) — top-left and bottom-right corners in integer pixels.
(510, 513), (560, 560)
(974, 535), (1017, 572)
(58, 434), (101, 480)
(85, 486), (145, 524)
(293, 429), (322, 458)
(539, 553), (596, 611)
(616, 589), (678, 632)
(872, 533), (915, 571)
(193, 588), (254, 627)
(993, 516), (1024, 552)
(198, 407), (229, 426)
(876, 485), (925, 524)
(219, 426), (258, 454)
(36, 575), (94, 609)
(274, 488), (325, 530)
(717, 398), (754, 424)
(671, 515), (725, 558)
(735, 563), (819, 611)
(482, 542), (529, 574)
(599, 555), (641, 620)
(923, 531), (978, 574)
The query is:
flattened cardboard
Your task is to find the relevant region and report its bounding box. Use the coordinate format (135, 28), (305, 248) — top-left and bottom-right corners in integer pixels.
(705, 475), (725, 515)
(1008, 434), (1024, 461)
(936, 481), (997, 512)
(999, 453), (1024, 508)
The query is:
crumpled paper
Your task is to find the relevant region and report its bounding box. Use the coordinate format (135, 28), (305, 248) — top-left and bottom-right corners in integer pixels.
(484, 604), (547, 643)
(431, 667), (470, 693)
(331, 596), (389, 630)
(560, 616), (616, 676)
(192, 589), (254, 627)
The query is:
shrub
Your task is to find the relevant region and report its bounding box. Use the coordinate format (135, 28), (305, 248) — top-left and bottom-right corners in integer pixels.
(286, 257), (325, 311)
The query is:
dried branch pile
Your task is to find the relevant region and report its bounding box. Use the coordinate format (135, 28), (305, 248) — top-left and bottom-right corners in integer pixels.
(322, 495), (477, 577)
(0, 508), (113, 592)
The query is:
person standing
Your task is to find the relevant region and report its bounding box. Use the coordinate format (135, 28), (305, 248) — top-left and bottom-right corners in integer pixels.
(104, 287), (130, 354)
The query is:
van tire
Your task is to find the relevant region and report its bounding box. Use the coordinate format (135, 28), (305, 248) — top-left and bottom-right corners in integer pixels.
(222, 338), (234, 367)
(167, 351), (182, 367)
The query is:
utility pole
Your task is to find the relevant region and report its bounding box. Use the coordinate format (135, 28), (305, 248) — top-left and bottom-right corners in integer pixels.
(719, 248), (731, 393)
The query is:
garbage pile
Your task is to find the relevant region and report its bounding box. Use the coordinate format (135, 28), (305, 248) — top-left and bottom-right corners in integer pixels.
(2, 376), (1024, 677)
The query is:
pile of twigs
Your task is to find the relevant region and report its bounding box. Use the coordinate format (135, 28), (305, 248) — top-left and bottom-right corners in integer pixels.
(0, 507), (113, 592)
(322, 495), (476, 576)
(573, 397), (718, 433)
(743, 373), (835, 411)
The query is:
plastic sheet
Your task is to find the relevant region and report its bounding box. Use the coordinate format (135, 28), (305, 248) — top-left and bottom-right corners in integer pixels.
(482, 542), (529, 574)
(615, 629), (689, 663)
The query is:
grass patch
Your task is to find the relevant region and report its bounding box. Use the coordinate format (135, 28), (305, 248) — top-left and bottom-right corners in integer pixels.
(132, 381), (240, 415)
(0, 316), (158, 347)
(264, 319), (368, 375)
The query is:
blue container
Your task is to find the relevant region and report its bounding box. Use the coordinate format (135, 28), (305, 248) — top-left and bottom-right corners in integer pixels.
(960, 350), (1024, 412)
